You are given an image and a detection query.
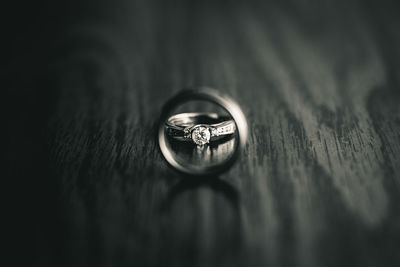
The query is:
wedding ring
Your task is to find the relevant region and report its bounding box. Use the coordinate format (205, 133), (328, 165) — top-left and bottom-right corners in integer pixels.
(165, 112), (236, 145)
(158, 87), (248, 176)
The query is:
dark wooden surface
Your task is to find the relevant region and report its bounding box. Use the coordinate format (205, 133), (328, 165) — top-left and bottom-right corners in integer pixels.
(5, 0), (400, 266)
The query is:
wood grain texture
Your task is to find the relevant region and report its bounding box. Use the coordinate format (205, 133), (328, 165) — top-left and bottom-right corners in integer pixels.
(5, 0), (400, 266)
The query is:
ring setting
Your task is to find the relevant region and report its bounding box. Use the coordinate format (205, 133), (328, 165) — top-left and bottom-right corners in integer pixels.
(186, 125), (211, 145)
(165, 112), (236, 146)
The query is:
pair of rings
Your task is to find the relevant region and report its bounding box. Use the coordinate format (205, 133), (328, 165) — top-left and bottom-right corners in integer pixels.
(158, 87), (248, 176)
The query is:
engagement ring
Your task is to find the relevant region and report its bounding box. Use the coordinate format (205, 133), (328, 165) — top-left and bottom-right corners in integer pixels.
(165, 113), (236, 146)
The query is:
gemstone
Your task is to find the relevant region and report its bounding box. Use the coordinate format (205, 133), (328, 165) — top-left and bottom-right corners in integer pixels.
(211, 127), (218, 136)
(191, 126), (211, 145)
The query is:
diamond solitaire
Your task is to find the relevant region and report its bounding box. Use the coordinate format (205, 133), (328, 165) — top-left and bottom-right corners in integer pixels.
(191, 125), (211, 146)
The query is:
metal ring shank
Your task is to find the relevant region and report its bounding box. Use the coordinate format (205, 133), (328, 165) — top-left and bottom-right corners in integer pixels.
(158, 87), (249, 176)
(165, 112), (236, 142)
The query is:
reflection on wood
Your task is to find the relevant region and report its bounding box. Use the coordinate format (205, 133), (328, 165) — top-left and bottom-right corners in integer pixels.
(169, 135), (237, 169)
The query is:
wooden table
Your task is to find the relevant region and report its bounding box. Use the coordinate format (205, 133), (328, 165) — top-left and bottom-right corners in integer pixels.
(5, 0), (400, 266)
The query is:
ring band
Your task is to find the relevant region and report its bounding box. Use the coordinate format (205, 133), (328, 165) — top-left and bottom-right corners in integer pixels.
(158, 87), (248, 176)
(165, 112), (236, 145)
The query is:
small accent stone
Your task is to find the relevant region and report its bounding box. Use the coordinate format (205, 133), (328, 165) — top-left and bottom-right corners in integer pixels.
(191, 126), (210, 145)
(184, 128), (191, 139)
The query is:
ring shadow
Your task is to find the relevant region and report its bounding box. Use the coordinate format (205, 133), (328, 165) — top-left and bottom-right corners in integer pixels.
(161, 175), (240, 213)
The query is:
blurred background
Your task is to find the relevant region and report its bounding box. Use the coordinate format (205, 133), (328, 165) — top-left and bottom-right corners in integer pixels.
(4, 0), (400, 266)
